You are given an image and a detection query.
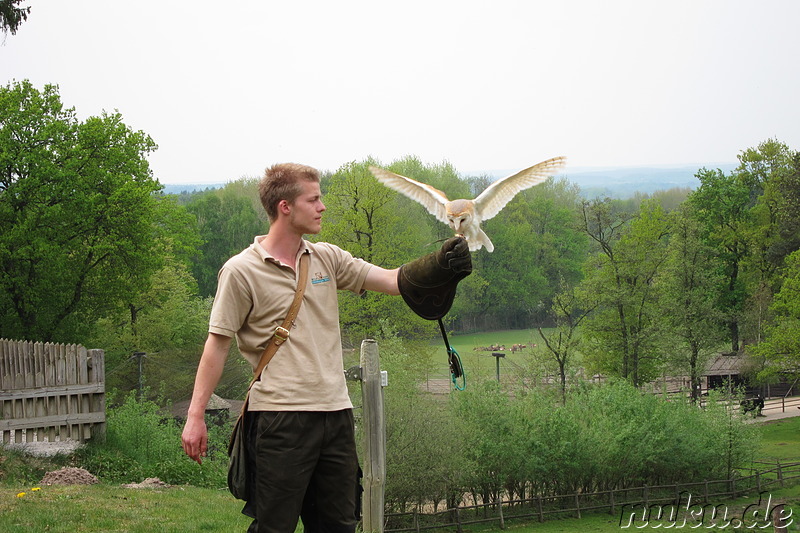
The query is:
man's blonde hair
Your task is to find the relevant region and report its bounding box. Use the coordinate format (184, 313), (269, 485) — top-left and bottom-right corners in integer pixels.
(259, 163), (321, 222)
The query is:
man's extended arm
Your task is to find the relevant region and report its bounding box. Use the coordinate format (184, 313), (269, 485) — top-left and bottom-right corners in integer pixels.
(363, 265), (401, 295)
(363, 237), (472, 319)
(181, 332), (232, 464)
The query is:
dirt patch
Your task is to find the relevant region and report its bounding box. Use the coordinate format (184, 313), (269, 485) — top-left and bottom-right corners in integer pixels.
(40, 467), (99, 486)
(121, 477), (172, 489)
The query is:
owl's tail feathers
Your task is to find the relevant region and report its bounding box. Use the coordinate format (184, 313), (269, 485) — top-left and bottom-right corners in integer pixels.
(469, 228), (494, 252)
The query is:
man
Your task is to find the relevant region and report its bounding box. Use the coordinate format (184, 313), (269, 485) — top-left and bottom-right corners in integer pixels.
(181, 163), (470, 533)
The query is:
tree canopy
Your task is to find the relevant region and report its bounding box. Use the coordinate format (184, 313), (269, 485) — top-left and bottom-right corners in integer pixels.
(0, 80), (161, 342)
(0, 0), (29, 35)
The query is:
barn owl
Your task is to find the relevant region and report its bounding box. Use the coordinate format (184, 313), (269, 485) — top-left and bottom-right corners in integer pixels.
(369, 156), (567, 252)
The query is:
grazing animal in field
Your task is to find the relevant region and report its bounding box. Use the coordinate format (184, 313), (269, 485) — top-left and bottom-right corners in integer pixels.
(740, 395), (765, 416)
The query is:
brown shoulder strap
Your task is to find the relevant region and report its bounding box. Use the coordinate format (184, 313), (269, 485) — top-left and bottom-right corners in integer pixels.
(250, 251), (310, 386)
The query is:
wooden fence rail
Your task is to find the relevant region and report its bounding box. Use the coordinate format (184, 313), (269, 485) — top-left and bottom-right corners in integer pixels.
(384, 461), (800, 532)
(0, 338), (106, 445)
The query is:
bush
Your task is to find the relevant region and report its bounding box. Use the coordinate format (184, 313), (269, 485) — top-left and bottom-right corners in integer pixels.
(77, 392), (229, 487)
(451, 379), (760, 500)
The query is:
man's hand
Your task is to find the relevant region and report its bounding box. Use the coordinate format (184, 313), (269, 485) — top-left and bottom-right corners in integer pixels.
(181, 415), (208, 465)
(437, 236), (472, 273)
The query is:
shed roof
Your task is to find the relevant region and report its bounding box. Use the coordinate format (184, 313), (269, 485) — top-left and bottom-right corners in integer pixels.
(206, 393), (231, 410)
(705, 353), (747, 376)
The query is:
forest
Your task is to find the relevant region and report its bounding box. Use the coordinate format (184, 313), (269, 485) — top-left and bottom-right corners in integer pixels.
(1, 79), (799, 407)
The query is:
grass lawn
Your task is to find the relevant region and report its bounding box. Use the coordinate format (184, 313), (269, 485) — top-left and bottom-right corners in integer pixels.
(0, 483), (253, 532)
(758, 416), (800, 462)
(429, 328), (556, 377)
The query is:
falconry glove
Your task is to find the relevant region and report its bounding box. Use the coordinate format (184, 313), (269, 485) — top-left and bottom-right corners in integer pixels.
(397, 236), (472, 320)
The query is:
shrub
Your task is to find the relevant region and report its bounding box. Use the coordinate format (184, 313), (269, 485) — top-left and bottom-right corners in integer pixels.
(77, 392), (229, 487)
(451, 379), (760, 500)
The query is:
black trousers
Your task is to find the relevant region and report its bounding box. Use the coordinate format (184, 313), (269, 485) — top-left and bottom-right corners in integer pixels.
(243, 409), (360, 533)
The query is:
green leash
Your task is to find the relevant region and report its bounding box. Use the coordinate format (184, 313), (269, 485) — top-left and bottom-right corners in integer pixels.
(437, 318), (466, 391)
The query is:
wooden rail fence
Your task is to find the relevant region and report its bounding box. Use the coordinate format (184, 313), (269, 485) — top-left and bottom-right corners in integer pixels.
(384, 461), (800, 532)
(0, 339), (106, 445)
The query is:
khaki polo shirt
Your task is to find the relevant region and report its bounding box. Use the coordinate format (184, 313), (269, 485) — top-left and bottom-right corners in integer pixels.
(209, 236), (372, 411)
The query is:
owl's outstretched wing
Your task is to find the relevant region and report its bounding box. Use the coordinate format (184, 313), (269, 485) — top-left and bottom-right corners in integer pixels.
(369, 166), (450, 224)
(473, 156), (567, 221)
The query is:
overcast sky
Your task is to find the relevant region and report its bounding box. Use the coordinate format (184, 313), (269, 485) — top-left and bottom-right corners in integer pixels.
(3, 1), (799, 184)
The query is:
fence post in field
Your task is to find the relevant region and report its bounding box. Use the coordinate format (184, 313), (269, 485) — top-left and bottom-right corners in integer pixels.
(773, 503), (790, 533)
(360, 339), (386, 533)
(497, 499), (505, 529)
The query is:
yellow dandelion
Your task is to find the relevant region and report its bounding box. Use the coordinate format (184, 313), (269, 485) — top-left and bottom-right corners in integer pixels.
(16, 492), (26, 498)
(31, 487), (41, 492)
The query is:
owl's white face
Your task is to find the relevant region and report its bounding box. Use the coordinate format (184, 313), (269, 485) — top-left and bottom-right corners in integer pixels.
(447, 214), (464, 232)
(447, 212), (472, 233)
(446, 199), (474, 234)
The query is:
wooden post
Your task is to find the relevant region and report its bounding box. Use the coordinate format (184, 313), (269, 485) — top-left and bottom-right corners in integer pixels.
(360, 339), (386, 533)
(497, 499), (505, 529)
(773, 503), (789, 533)
(492, 352), (505, 383)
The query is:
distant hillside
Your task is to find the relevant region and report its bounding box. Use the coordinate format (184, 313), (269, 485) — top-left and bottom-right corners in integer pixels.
(474, 163), (738, 199)
(565, 164), (737, 198)
(162, 163), (739, 199)
(161, 183), (224, 195)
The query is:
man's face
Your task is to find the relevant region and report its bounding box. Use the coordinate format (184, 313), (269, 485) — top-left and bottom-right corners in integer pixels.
(288, 180), (326, 235)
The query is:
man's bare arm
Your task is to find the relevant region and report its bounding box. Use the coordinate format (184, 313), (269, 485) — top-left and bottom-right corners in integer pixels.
(363, 265), (400, 295)
(181, 332), (232, 464)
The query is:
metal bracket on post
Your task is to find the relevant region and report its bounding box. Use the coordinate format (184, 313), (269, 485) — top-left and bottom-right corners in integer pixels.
(345, 365), (362, 382)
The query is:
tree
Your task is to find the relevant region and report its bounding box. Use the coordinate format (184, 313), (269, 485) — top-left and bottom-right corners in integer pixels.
(536, 276), (596, 402)
(769, 151), (800, 260)
(689, 168), (752, 352)
(474, 178), (586, 329)
(690, 140), (799, 352)
(0, 0), (29, 36)
(0, 80), (160, 342)
(87, 194), (208, 398)
(735, 140), (799, 346)
(88, 258), (233, 401)
(658, 204), (726, 402)
(185, 180), (265, 297)
(578, 198), (670, 386)
(750, 249), (800, 381)
(316, 158), (439, 341)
